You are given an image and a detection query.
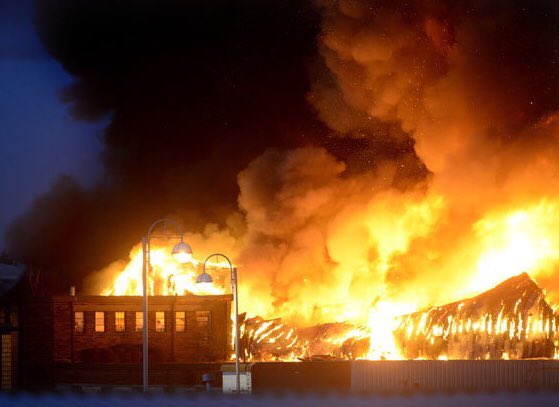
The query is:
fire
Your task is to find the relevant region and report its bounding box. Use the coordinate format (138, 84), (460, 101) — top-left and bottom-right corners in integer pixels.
(98, 198), (559, 362)
(101, 243), (226, 296)
(19, 0), (559, 366)
(467, 201), (559, 295)
(365, 301), (413, 360)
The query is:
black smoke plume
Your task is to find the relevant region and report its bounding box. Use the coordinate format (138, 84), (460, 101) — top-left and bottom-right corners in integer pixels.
(14, 0), (559, 320)
(6, 0), (421, 292)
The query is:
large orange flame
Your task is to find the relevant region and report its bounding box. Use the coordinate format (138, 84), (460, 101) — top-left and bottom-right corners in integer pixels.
(98, 197), (559, 361)
(101, 243), (227, 296)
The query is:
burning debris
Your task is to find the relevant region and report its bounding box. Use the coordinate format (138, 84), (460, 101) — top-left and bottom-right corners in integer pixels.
(240, 316), (370, 361)
(239, 274), (558, 361)
(395, 273), (559, 360)
(240, 316), (303, 361)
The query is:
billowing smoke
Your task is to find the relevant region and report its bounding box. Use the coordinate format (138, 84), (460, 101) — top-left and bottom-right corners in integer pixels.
(316, 0), (559, 189)
(7, 0), (559, 325)
(302, 0), (559, 311)
(4, 0), (334, 289)
(226, 0), (559, 323)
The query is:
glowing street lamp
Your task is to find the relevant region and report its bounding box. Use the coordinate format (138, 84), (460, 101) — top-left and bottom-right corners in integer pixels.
(171, 240), (193, 263)
(142, 218), (190, 392)
(196, 253), (240, 393)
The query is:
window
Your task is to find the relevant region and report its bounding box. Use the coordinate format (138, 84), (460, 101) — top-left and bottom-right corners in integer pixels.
(74, 312), (84, 333)
(175, 311), (186, 332)
(135, 312), (143, 332)
(196, 311), (211, 328)
(95, 312), (105, 332)
(155, 311), (165, 332)
(115, 311), (125, 332)
(2, 335), (12, 390)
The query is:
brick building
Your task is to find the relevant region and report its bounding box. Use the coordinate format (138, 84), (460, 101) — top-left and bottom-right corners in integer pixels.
(0, 262), (24, 391)
(0, 305), (18, 391)
(18, 294), (233, 389)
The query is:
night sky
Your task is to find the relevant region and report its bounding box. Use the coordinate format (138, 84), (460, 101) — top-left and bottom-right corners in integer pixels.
(0, 0), (105, 248)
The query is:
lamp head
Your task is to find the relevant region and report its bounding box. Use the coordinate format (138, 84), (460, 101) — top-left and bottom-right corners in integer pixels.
(196, 272), (213, 284)
(172, 241), (193, 263)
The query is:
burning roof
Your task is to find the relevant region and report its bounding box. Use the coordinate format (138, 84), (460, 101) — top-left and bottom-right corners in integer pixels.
(395, 273), (558, 360)
(240, 274), (559, 361)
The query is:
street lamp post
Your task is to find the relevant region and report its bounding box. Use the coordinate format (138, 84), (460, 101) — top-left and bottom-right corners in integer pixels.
(196, 254), (240, 393)
(142, 218), (192, 392)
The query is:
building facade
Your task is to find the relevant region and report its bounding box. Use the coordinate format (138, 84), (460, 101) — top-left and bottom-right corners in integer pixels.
(0, 261), (25, 391)
(19, 294), (232, 388)
(0, 306), (18, 391)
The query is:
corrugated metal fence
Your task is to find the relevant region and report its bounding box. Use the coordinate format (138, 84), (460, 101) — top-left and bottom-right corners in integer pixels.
(352, 360), (559, 393)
